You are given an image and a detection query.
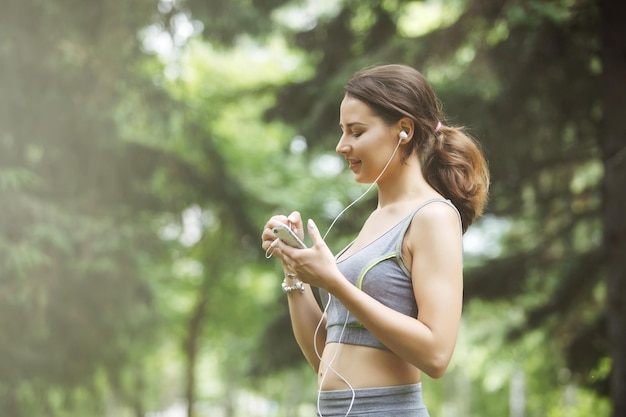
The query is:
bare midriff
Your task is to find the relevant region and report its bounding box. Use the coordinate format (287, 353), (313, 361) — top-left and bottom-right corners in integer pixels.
(318, 343), (421, 391)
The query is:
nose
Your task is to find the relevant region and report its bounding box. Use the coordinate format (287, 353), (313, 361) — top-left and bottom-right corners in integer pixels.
(336, 133), (349, 155)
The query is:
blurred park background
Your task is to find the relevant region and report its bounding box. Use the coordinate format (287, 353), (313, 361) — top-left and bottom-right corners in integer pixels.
(1, 0), (625, 416)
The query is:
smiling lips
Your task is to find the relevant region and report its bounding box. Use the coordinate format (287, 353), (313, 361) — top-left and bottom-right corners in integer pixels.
(346, 158), (361, 170)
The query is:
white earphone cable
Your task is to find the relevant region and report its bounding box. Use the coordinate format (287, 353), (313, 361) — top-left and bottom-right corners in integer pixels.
(315, 135), (404, 417)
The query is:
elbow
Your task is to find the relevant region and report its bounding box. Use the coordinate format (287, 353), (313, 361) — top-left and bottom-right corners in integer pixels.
(420, 353), (452, 379)
(424, 365), (447, 379)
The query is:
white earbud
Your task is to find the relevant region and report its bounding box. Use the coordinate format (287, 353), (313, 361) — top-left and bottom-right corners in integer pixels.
(399, 131), (408, 141)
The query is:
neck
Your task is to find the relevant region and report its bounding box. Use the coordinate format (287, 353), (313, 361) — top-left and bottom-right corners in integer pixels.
(375, 158), (436, 209)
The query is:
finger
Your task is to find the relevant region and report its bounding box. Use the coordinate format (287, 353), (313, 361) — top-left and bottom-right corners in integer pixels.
(262, 215), (289, 243)
(307, 218), (323, 244)
(266, 218), (287, 231)
(287, 211), (304, 237)
(262, 237), (278, 255)
(261, 228), (278, 247)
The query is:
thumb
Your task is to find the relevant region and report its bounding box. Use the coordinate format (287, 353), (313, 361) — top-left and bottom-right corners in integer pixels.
(307, 218), (324, 244)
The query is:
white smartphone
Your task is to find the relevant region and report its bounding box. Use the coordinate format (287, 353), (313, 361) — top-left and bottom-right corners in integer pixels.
(272, 223), (307, 249)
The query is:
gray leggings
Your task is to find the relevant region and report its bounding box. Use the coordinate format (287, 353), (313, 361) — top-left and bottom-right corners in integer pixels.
(316, 383), (430, 417)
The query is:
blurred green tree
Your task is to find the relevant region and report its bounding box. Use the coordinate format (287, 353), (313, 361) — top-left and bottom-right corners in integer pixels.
(0, 0), (168, 415)
(2, 0), (624, 416)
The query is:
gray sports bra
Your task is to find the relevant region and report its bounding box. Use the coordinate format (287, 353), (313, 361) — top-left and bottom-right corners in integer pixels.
(319, 198), (461, 350)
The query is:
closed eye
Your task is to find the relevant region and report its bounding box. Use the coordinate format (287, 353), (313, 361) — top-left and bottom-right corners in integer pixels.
(338, 128), (362, 138)
(340, 122), (368, 138)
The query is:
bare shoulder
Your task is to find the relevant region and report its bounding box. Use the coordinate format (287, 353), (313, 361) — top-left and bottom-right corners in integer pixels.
(405, 200), (462, 252)
(405, 200), (463, 288)
(412, 200), (461, 231)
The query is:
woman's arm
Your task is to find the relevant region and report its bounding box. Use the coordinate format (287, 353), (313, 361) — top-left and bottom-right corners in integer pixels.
(285, 205), (463, 378)
(283, 278), (327, 371)
(262, 213), (327, 372)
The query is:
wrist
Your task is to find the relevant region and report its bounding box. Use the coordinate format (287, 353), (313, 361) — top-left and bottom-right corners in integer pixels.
(282, 274), (305, 294)
(323, 270), (347, 295)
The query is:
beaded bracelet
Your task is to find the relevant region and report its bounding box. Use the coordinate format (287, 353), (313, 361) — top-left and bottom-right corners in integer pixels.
(282, 274), (305, 293)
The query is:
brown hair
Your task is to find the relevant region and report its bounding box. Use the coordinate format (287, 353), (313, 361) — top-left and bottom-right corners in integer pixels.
(344, 64), (489, 232)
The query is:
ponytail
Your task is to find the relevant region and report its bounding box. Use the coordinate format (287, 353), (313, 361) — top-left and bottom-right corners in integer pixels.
(420, 125), (490, 233)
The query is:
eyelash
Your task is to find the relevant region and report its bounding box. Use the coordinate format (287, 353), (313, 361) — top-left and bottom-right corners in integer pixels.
(340, 129), (363, 138)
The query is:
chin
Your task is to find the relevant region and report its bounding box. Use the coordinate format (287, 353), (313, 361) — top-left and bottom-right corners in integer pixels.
(354, 176), (375, 185)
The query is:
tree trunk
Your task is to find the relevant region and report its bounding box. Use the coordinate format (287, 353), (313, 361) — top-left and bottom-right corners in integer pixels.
(184, 291), (209, 417)
(600, 0), (626, 416)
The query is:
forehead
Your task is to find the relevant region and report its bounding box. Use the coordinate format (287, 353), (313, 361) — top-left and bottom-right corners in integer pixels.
(339, 95), (377, 123)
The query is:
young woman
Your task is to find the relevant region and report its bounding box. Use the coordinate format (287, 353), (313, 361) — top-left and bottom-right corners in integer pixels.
(262, 64), (489, 416)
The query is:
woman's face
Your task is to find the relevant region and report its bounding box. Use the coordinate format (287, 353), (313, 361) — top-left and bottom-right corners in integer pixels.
(337, 95), (399, 184)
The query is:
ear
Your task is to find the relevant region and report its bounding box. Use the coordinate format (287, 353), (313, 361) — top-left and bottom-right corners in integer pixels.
(397, 117), (414, 142)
